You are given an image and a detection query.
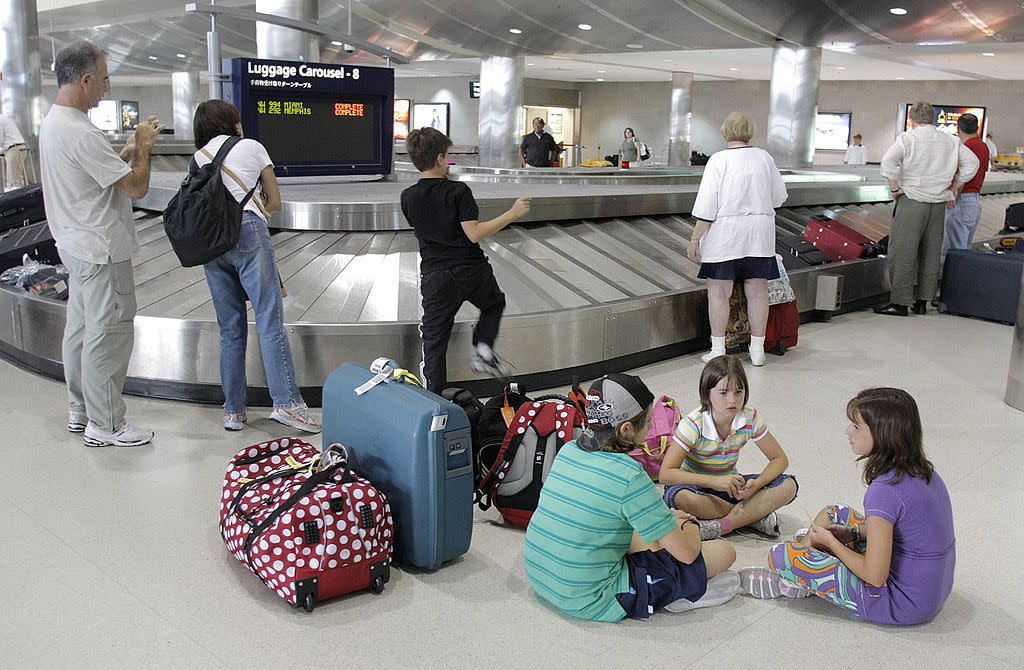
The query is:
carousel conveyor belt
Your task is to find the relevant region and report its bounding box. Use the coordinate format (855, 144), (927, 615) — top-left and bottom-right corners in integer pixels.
(3, 190), (1024, 403)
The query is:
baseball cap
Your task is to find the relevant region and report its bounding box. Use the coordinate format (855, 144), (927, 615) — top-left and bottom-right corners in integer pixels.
(577, 373), (655, 452)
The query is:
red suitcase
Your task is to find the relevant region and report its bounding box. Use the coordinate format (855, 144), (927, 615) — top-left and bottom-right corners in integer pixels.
(766, 301), (799, 354)
(220, 439), (393, 612)
(803, 215), (874, 261)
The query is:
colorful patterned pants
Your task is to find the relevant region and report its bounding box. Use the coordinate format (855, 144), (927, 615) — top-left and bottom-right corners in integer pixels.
(766, 503), (866, 616)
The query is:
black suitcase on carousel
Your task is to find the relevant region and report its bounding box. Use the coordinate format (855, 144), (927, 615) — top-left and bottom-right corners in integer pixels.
(777, 234), (833, 266)
(1001, 202), (1024, 234)
(937, 249), (1024, 325)
(0, 184), (46, 233)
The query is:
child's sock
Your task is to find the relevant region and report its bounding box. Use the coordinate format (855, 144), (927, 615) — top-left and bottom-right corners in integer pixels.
(749, 335), (766, 366)
(709, 335), (725, 354)
(718, 517), (734, 535)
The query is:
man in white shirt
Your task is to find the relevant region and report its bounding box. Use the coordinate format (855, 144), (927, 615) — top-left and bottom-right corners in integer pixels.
(843, 133), (867, 165)
(0, 114), (28, 189)
(984, 133), (997, 168)
(876, 101), (979, 317)
(40, 41), (163, 447)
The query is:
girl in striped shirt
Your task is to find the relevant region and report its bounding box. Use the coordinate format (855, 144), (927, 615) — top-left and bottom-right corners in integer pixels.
(659, 355), (798, 540)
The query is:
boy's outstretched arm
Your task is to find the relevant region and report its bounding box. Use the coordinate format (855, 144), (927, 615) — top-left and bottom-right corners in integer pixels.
(461, 196), (531, 243)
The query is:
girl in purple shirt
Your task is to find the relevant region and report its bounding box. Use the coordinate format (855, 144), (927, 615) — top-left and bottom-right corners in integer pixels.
(738, 388), (956, 625)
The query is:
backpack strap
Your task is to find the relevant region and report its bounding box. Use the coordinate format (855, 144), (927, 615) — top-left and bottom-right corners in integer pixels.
(200, 141), (266, 216)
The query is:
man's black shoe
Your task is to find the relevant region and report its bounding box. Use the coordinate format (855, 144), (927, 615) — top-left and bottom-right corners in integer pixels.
(913, 300), (927, 315)
(873, 303), (909, 316)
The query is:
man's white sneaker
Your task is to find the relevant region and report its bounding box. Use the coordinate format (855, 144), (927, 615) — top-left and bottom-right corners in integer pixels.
(269, 403), (321, 434)
(224, 412), (247, 431)
(68, 411), (88, 433)
(83, 422), (154, 447)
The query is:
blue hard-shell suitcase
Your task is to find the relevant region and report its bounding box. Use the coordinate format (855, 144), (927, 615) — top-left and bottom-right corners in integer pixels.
(322, 362), (474, 571)
(938, 249), (1024, 325)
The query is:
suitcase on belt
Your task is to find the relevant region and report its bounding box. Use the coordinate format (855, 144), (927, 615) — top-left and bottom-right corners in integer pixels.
(778, 234), (833, 266)
(220, 439), (393, 612)
(322, 360), (474, 571)
(803, 215), (874, 261)
(938, 249), (1024, 324)
(0, 184), (46, 233)
(1002, 203), (1024, 233)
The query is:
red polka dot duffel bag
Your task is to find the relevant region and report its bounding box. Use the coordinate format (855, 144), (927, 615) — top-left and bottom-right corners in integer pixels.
(220, 438), (393, 612)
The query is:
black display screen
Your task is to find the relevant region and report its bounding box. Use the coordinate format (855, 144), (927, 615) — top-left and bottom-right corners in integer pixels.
(255, 98), (378, 163)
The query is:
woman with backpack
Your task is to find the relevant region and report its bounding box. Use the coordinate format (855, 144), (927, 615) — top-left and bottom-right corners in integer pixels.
(191, 99), (320, 434)
(621, 127), (644, 165)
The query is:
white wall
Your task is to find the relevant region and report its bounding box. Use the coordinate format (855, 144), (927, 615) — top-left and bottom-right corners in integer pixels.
(395, 76), (480, 145)
(578, 81), (673, 162)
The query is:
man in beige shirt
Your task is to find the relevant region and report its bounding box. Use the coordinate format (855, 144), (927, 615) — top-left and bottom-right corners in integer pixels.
(875, 101), (978, 317)
(40, 41), (164, 447)
(0, 114), (28, 189)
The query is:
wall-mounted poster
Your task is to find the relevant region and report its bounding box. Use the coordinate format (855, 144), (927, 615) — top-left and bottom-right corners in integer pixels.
(88, 99), (119, 131)
(549, 113), (563, 135)
(900, 103), (986, 136)
(413, 102), (450, 137)
(120, 100), (140, 132)
(394, 98), (411, 139)
(814, 112), (851, 151)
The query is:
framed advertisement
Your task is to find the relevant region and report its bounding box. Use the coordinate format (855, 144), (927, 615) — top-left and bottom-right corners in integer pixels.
(120, 100), (140, 132)
(394, 99), (411, 139)
(814, 112), (851, 151)
(413, 102), (450, 137)
(900, 103), (986, 136)
(88, 99), (119, 132)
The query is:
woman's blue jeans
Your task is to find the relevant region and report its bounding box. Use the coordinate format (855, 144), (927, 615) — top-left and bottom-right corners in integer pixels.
(203, 212), (302, 413)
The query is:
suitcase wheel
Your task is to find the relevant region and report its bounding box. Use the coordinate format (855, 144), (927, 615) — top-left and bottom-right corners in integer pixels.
(936, 302), (947, 314)
(302, 593), (315, 613)
(371, 575), (385, 594)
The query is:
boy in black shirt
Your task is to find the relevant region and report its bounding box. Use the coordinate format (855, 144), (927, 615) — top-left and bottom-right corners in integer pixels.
(401, 128), (531, 392)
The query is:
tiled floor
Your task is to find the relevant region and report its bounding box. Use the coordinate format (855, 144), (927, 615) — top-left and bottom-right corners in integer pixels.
(1, 307), (1021, 668)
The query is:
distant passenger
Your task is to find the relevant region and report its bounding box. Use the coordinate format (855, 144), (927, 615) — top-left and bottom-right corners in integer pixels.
(875, 101), (978, 317)
(401, 127), (531, 392)
(191, 99), (320, 434)
(525, 373), (739, 621)
(941, 113), (988, 264)
(741, 388), (956, 627)
(40, 40), (162, 447)
(0, 113), (28, 189)
(843, 133), (867, 165)
(688, 112), (788, 366)
(984, 132), (997, 168)
(519, 117), (560, 167)
(620, 127), (643, 165)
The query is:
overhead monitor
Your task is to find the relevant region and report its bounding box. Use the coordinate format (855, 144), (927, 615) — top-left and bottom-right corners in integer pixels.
(228, 57), (395, 177)
(88, 99), (119, 132)
(899, 103), (986, 137)
(413, 102), (450, 137)
(815, 112), (852, 151)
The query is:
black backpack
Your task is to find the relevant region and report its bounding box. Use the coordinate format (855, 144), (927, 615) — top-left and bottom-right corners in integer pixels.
(163, 136), (257, 267)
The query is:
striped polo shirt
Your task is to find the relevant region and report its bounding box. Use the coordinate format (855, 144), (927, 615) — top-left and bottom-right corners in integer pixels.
(671, 407), (768, 476)
(523, 441), (679, 622)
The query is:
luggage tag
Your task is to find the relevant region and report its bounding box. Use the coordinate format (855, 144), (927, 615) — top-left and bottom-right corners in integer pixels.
(500, 383), (521, 427)
(356, 357), (400, 395)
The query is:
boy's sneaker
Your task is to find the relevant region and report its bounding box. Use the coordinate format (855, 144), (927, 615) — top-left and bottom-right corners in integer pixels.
(68, 411), (88, 433)
(696, 518), (722, 541)
(750, 511), (780, 537)
(665, 570), (740, 612)
(224, 412), (247, 431)
(269, 403), (321, 434)
(738, 566), (811, 599)
(83, 422), (154, 448)
(471, 350), (512, 378)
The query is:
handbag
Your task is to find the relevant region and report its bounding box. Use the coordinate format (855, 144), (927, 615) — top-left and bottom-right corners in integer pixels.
(767, 254), (796, 306)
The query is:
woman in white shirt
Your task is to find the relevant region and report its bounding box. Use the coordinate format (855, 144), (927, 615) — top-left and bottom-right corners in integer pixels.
(191, 99), (320, 434)
(687, 112), (788, 366)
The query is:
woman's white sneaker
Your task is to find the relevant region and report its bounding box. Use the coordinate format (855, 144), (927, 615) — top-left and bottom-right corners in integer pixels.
(269, 403), (321, 434)
(224, 412), (247, 431)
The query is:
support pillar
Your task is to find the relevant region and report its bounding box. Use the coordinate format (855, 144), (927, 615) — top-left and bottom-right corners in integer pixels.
(256, 0), (320, 62)
(668, 72), (693, 167)
(766, 44), (821, 168)
(0, 0), (43, 182)
(172, 71), (203, 140)
(478, 55), (524, 169)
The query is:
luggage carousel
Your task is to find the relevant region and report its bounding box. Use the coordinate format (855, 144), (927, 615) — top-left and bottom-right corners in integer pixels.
(3, 164), (1024, 404)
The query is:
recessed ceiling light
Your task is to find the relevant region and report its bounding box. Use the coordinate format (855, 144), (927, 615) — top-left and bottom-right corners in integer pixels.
(509, 28), (522, 35)
(596, 78), (604, 81)
(982, 52), (995, 56)
(528, 63), (536, 66)
(578, 24), (592, 31)
(626, 43), (643, 49)
(890, 7), (907, 15)
(148, 55), (158, 60)
(597, 69), (606, 73)
(729, 67), (739, 71)
(836, 66), (846, 70)
(896, 76), (905, 80)
(176, 53), (187, 59)
(331, 40), (343, 46)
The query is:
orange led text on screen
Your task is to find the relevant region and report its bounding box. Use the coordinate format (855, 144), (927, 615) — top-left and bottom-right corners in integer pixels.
(335, 103), (365, 117)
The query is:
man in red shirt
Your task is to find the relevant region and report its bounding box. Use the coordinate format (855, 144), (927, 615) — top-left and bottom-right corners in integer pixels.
(941, 113), (988, 263)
